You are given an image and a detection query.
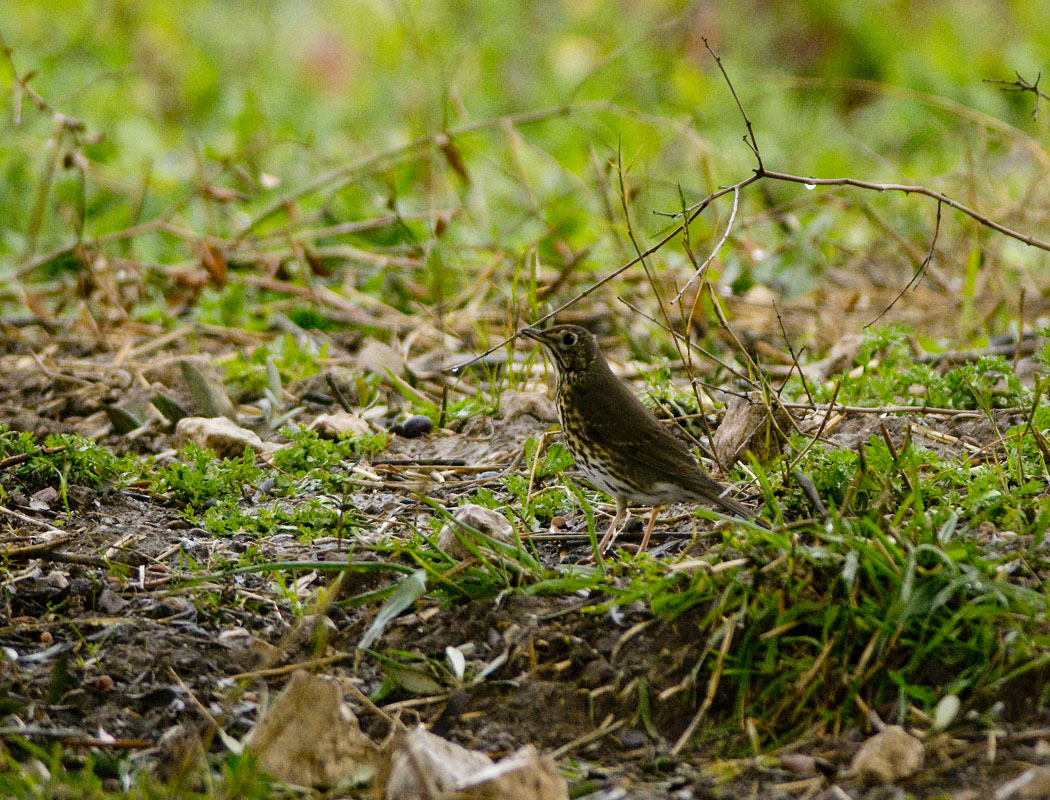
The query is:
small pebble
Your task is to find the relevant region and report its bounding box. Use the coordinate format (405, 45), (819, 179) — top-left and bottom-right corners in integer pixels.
(391, 414), (433, 438)
(94, 675), (115, 691)
(618, 729), (648, 749)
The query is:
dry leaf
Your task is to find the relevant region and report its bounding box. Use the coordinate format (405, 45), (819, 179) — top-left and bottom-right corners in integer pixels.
(179, 357), (236, 418)
(200, 243), (228, 286)
(712, 392), (791, 466)
(386, 729), (567, 800)
(247, 671), (382, 788)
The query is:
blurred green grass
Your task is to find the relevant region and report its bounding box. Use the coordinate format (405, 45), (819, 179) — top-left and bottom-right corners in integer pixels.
(3, 0), (1050, 332)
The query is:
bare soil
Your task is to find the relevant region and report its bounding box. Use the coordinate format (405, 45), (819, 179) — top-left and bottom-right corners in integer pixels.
(1, 327), (1047, 800)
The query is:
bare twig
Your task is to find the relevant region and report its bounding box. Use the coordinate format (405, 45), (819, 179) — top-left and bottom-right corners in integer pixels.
(703, 37), (762, 171)
(1, 31), (87, 133)
(444, 170), (763, 372)
(773, 299), (814, 405)
(753, 170), (1049, 251)
(614, 142), (693, 386)
(616, 297), (751, 384)
(779, 401), (1024, 418)
(867, 200), (943, 326)
(671, 186), (739, 305)
(452, 47), (1050, 373)
(985, 71), (1048, 120)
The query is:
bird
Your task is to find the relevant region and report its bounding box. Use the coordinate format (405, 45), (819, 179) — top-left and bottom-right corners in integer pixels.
(522, 324), (757, 554)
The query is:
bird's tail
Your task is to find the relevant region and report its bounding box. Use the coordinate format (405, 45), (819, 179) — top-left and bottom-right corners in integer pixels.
(694, 473), (767, 527)
(712, 490), (765, 525)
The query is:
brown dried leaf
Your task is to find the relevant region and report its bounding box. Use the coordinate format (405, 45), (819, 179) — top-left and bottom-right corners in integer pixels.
(435, 133), (469, 184)
(201, 185), (245, 202)
(200, 243), (228, 286)
(247, 671), (382, 788)
(712, 393), (791, 467)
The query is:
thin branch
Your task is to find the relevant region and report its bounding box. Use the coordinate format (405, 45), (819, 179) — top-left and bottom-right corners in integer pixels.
(703, 37), (762, 171)
(756, 170), (1049, 251)
(614, 141), (690, 383)
(444, 171), (763, 372)
(866, 199), (943, 327)
(0, 30), (87, 133)
(985, 71), (1048, 120)
(616, 296), (752, 384)
(773, 298), (814, 405)
(670, 186), (739, 305)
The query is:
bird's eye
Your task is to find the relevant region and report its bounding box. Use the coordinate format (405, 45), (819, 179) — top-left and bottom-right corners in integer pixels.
(561, 332), (577, 347)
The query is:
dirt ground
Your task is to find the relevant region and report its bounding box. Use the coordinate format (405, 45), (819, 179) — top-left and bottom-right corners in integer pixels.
(2, 323), (1049, 800)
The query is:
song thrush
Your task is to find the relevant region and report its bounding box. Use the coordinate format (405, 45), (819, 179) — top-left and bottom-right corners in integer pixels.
(523, 324), (756, 554)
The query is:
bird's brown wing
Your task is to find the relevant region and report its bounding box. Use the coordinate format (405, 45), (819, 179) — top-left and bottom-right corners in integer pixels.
(575, 378), (714, 481)
(574, 377), (755, 517)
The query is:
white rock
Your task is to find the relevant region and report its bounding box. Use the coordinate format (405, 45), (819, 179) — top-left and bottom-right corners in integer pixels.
(850, 725), (924, 786)
(310, 411), (372, 439)
(174, 417), (272, 458)
(499, 390), (557, 423)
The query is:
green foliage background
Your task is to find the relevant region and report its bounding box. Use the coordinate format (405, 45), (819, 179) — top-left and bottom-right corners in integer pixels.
(3, 0), (1050, 291)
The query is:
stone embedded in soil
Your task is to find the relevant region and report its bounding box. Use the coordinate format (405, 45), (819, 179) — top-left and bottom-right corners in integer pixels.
(391, 414), (433, 438)
(850, 725), (924, 786)
(438, 504), (514, 559)
(174, 416), (274, 458)
(29, 486), (59, 510)
(310, 410), (372, 439)
(499, 390), (557, 423)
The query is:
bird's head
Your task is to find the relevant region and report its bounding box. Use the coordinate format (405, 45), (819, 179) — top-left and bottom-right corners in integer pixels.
(521, 324), (601, 377)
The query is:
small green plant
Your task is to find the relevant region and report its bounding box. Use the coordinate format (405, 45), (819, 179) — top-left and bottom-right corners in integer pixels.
(943, 356), (1025, 410)
(152, 444), (262, 514)
(273, 426), (388, 474)
(200, 495), (351, 542)
(0, 426), (141, 501)
(500, 437), (576, 526)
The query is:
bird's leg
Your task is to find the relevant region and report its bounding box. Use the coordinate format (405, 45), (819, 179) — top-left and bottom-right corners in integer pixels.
(637, 506), (661, 554)
(597, 497), (628, 554)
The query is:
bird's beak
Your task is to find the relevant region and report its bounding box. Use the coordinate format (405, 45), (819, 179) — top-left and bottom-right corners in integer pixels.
(520, 327), (546, 342)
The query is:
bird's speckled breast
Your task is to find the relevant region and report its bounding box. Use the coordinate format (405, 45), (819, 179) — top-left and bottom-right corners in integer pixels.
(555, 375), (652, 502)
